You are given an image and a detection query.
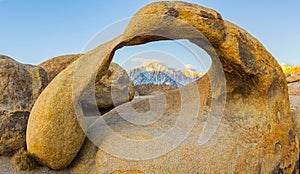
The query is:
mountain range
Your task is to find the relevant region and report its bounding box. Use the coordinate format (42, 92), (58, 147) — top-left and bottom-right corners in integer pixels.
(127, 63), (300, 88)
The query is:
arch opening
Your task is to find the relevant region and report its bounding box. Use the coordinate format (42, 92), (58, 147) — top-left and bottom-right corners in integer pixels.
(112, 39), (212, 96)
(72, 13), (227, 160)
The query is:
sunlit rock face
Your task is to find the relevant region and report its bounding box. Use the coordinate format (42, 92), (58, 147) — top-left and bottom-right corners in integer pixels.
(26, 59), (134, 169)
(27, 1), (298, 173)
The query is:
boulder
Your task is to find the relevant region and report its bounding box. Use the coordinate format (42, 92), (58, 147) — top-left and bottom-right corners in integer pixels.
(39, 54), (82, 82)
(26, 59), (87, 170)
(0, 55), (48, 155)
(93, 62), (134, 110)
(287, 73), (300, 83)
(26, 57), (134, 169)
(68, 1), (298, 173)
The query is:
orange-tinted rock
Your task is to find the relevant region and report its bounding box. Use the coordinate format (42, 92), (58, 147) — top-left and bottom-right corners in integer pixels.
(26, 60), (86, 170)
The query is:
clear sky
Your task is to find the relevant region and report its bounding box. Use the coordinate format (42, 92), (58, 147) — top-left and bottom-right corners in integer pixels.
(0, 0), (299, 71)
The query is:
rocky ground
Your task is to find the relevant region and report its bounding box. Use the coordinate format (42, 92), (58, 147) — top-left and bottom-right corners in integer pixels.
(134, 84), (177, 96)
(2, 79), (299, 173)
(0, 156), (69, 174)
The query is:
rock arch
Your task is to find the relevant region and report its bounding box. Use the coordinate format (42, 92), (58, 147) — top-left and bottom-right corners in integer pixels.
(26, 1), (298, 173)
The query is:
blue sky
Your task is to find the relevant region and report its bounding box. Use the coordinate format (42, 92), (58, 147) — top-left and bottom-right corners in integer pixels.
(0, 0), (299, 71)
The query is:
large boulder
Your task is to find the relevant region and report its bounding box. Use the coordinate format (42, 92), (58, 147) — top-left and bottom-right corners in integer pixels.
(39, 54), (82, 82)
(26, 60), (87, 170)
(0, 55), (48, 155)
(69, 1), (298, 173)
(26, 58), (134, 169)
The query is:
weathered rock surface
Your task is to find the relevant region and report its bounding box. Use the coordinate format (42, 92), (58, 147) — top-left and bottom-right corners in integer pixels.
(69, 1), (298, 173)
(287, 73), (300, 83)
(0, 55), (48, 155)
(26, 59), (87, 170)
(26, 58), (133, 169)
(39, 54), (82, 82)
(26, 1), (298, 173)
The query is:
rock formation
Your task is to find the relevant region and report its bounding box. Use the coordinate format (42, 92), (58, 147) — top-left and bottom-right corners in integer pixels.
(26, 59), (134, 169)
(39, 54), (82, 82)
(0, 55), (48, 155)
(26, 59), (88, 169)
(73, 2), (298, 173)
(26, 1), (299, 173)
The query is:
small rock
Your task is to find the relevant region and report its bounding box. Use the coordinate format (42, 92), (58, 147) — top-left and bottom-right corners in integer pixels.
(287, 74), (300, 83)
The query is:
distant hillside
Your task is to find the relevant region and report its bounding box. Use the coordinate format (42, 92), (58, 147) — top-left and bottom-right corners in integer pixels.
(128, 62), (204, 87)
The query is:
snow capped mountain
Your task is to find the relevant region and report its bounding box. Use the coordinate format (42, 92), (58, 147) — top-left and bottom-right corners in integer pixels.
(128, 62), (203, 87)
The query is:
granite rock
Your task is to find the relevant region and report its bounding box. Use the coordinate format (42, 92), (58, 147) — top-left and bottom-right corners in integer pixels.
(0, 55), (47, 155)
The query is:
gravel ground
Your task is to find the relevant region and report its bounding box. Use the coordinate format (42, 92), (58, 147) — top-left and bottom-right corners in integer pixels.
(0, 156), (69, 174)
